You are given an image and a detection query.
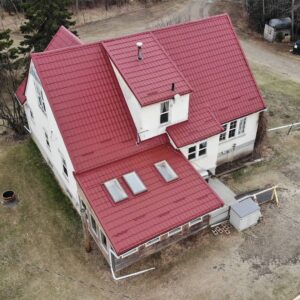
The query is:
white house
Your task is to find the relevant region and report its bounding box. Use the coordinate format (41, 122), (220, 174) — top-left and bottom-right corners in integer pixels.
(16, 14), (266, 273)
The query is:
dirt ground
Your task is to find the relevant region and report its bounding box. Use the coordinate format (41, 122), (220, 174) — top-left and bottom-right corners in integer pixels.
(1, 0), (300, 299)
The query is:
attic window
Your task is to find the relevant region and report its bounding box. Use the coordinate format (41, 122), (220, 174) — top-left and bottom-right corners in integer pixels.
(104, 179), (128, 203)
(123, 171), (147, 195)
(155, 160), (178, 182)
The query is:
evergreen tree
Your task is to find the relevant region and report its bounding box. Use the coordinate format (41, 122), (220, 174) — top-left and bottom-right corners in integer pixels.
(19, 0), (76, 53)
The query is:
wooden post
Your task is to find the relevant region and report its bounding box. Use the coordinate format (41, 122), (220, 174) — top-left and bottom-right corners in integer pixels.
(80, 208), (92, 253)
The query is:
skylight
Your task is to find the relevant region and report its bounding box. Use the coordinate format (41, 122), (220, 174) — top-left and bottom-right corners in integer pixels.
(155, 160), (178, 182)
(104, 179), (128, 203)
(123, 171), (147, 195)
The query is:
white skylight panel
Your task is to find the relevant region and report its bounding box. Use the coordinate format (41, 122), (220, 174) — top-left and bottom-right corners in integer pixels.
(123, 172), (147, 195)
(155, 160), (178, 182)
(104, 179), (128, 203)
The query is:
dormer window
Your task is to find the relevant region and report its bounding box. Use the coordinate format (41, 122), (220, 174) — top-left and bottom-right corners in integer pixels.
(160, 101), (169, 124)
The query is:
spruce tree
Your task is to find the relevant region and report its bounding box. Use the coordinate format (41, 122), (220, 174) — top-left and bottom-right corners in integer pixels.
(19, 0), (76, 53)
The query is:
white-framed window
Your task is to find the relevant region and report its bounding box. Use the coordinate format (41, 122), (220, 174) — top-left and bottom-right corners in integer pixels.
(145, 236), (160, 247)
(34, 82), (46, 114)
(62, 157), (68, 178)
(90, 215), (98, 235)
(238, 117), (246, 134)
(155, 160), (178, 182)
(198, 141), (207, 156)
(44, 131), (50, 150)
(123, 171), (147, 195)
(160, 101), (169, 124)
(188, 141), (208, 160)
(219, 124), (227, 141)
(189, 216), (203, 227)
(99, 230), (108, 252)
(104, 179), (128, 203)
(188, 145), (197, 160)
(168, 226), (182, 237)
(121, 247), (138, 258)
(228, 120), (237, 138)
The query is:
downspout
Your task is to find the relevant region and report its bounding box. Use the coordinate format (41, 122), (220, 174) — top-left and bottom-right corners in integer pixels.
(109, 248), (155, 280)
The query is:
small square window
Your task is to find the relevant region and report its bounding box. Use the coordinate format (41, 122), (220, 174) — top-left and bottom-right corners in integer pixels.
(228, 121), (237, 138)
(198, 141), (207, 156)
(188, 146), (196, 160)
(160, 101), (169, 124)
(219, 124), (227, 141)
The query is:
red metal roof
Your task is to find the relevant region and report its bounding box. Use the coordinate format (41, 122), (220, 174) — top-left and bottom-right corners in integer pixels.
(76, 143), (223, 255)
(15, 77), (28, 105)
(45, 26), (82, 51)
(103, 32), (192, 106)
(31, 44), (167, 172)
(154, 14), (266, 145)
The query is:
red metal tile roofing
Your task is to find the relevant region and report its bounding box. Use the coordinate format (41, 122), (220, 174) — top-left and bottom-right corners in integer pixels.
(76, 143), (224, 255)
(15, 26), (82, 105)
(45, 26), (82, 51)
(31, 43), (167, 172)
(153, 14), (266, 146)
(103, 32), (192, 106)
(15, 77), (28, 104)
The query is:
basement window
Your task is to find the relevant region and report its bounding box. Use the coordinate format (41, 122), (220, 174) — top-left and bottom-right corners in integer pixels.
(123, 171), (147, 195)
(188, 146), (196, 160)
(168, 226), (182, 237)
(104, 179), (128, 203)
(160, 101), (169, 124)
(145, 236), (160, 247)
(155, 160), (178, 182)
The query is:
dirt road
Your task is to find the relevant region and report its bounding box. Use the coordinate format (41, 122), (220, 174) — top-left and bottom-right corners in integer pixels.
(77, 0), (300, 83)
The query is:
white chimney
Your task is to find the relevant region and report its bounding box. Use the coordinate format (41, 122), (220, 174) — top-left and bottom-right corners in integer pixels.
(136, 42), (143, 61)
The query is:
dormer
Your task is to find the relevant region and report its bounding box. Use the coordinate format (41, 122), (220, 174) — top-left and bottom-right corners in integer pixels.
(103, 33), (192, 141)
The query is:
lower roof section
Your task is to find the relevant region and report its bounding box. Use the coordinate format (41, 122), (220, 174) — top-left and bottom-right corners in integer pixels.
(76, 141), (224, 255)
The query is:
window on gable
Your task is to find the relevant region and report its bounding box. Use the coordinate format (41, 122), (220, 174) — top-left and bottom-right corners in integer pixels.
(34, 82), (46, 113)
(104, 179), (128, 203)
(219, 124), (227, 141)
(155, 160), (178, 182)
(228, 120), (237, 138)
(188, 146), (196, 160)
(238, 117), (246, 135)
(62, 157), (68, 178)
(199, 141), (207, 156)
(123, 171), (147, 195)
(160, 101), (169, 124)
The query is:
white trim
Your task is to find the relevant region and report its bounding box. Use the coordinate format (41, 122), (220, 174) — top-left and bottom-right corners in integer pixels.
(145, 236), (160, 247)
(121, 247), (139, 258)
(189, 216), (203, 227)
(167, 226), (182, 237)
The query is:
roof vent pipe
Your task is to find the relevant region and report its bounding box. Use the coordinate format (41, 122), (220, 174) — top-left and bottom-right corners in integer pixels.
(171, 83), (176, 91)
(136, 42), (143, 61)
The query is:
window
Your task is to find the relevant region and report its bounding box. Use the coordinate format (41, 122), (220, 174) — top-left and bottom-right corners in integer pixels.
(238, 118), (246, 135)
(188, 146), (196, 160)
(34, 82), (46, 113)
(189, 216), (203, 227)
(123, 172), (147, 195)
(29, 109), (34, 120)
(198, 141), (207, 156)
(104, 179), (128, 203)
(80, 199), (86, 211)
(121, 247), (138, 258)
(62, 157), (68, 178)
(160, 101), (169, 124)
(168, 226), (182, 237)
(155, 160), (178, 182)
(228, 120), (237, 138)
(219, 124), (227, 141)
(145, 236), (160, 247)
(100, 230), (107, 250)
(44, 131), (50, 149)
(91, 215), (97, 234)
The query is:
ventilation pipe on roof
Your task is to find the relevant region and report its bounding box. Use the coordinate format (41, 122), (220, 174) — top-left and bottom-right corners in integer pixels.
(136, 42), (143, 61)
(171, 83), (176, 92)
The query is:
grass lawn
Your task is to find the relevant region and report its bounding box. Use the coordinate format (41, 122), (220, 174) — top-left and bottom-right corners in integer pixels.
(0, 64), (299, 299)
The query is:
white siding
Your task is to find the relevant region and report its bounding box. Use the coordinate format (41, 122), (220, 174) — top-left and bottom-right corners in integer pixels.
(24, 61), (80, 211)
(111, 61), (190, 141)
